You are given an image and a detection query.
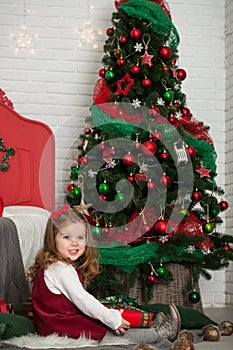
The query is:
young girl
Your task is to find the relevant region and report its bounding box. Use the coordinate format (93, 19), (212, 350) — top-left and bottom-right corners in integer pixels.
(28, 204), (180, 345)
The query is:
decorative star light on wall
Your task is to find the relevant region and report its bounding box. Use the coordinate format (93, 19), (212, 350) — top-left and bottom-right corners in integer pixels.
(75, 20), (102, 49)
(10, 24), (37, 53)
(10, 1), (37, 53)
(74, 4), (102, 49)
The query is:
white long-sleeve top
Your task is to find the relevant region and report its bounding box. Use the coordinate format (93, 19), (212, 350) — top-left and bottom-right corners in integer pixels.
(44, 261), (122, 331)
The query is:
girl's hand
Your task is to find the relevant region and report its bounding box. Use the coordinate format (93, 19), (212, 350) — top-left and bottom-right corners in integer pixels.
(115, 309), (130, 335)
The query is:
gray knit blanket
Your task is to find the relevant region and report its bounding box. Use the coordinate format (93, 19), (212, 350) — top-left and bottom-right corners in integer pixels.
(0, 218), (30, 309)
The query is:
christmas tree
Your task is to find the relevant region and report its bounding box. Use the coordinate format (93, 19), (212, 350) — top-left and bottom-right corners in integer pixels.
(66, 0), (233, 302)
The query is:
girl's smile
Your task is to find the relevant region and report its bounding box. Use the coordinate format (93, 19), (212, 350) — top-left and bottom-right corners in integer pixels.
(55, 221), (87, 261)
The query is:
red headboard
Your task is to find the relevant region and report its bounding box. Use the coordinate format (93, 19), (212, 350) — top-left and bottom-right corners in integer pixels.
(0, 89), (55, 211)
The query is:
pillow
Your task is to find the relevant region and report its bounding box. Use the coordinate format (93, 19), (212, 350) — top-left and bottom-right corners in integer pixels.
(3, 206), (51, 218)
(139, 303), (218, 329)
(0, 312), (36, 340)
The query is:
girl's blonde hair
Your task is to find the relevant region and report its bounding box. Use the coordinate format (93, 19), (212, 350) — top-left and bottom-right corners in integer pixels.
(27, 206), (99, 286)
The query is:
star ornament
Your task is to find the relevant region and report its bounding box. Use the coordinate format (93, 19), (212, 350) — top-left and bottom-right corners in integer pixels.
(116, 73), (134, 96)
(73, 203), (92, 216)
(196, 165), (211, 178)
(141, 50), (154, 67)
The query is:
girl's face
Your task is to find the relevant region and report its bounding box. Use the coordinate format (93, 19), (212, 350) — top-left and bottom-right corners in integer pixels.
(55, 221), (87, 261)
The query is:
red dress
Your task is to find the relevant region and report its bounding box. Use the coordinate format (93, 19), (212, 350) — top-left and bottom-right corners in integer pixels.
(32, 268), (108, 341)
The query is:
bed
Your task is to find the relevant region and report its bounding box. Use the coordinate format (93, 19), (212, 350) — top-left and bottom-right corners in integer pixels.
(0, 88), (55, 310)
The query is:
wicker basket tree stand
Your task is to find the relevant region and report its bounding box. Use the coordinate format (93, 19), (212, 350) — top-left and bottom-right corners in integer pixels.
(95, 263), (203, 313)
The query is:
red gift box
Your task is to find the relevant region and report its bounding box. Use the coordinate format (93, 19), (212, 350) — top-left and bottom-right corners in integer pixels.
(121, 308), (154, 328)
(100, 296), (154, 328)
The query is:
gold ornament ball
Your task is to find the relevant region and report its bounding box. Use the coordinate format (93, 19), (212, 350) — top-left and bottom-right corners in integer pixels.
(218, 320), (233, 336)
(202, 325), (220, 342)
(134, 345), (158, 350)
(172, 338), (195, 350)
(178, 330), (195, 343)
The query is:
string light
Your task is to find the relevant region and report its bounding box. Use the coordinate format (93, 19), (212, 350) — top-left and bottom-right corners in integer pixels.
(10, 0), (37, 53)
(74, 3), (102, 49)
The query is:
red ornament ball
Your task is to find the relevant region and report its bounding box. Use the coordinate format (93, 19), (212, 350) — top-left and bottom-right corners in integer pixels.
(161, 152), (169, 161)
(159, 46), (172, 60)
(174, 102), (180, 108)
(117, 57), (125, 66)
(192, 190), (202, 202)
(220, 200), (229, 211)
(147, 180), (156, 190)
(114, 49), (120, 57)
(187, 146), (196, 158)
(115, 0), (128, 10)
(78, 156), (88, 165)
(102, 227), (109, 234)
(177, 68), (187, 80)
(163, 66), (170, 73)
(147, 274), (157, 285)
(134, 142), (141, 150)
(130, 28), (142, 40)
(123, 153), (135, 166)
(160, 175), (170, 186)
(182, 107), (191, 117)
(99, 194), (107, 201)
(131, 65), (140, 75)
(84, 127), (91, 135)
(67, 183), (74, 193)
(106, 27), (114, 36)
(142, 141), (157, 156)
(110, 147), (116, 156)
(149, 108), (160, 118)
(144, 224), (152, 233)
(119, 36), (127, 44)
(98, 68), (105, 78)
(127, 174), (134, 182)
(154, 219), (168, 235)
(151, 131), (162, 141)
(142, 78), (152, 87)
(99, 142), (105, 151)
(223, 244), (231, 251)
(168, 115), (176, 124)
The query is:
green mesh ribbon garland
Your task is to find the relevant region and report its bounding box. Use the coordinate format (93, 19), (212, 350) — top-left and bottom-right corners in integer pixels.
(91, 103), (138, 137)
(183, 131), (217, 175)
(98, 241), (204, 273)
(119, 0), (180, 49)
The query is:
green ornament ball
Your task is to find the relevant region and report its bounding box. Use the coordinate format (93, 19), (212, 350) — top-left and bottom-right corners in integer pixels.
(99, 182), (110, 195)
(202, 222), (214, 233)
(105, 70), (116, 80)
(70, 186), (81, 199)
(163, 90), (174, 102)
(156, 266), (167, 277)
(210, 207), (220, 217)
(71, 167), (79, 178)
(180, 209), (189, 220)
(92, 226), (102, 236)
(188, 291), (201, 304)
(115, 192), (125, 202)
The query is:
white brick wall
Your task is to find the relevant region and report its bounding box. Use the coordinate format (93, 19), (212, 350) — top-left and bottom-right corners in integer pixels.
(225, 0), (233, 305)
(0, 0), (231, 307)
